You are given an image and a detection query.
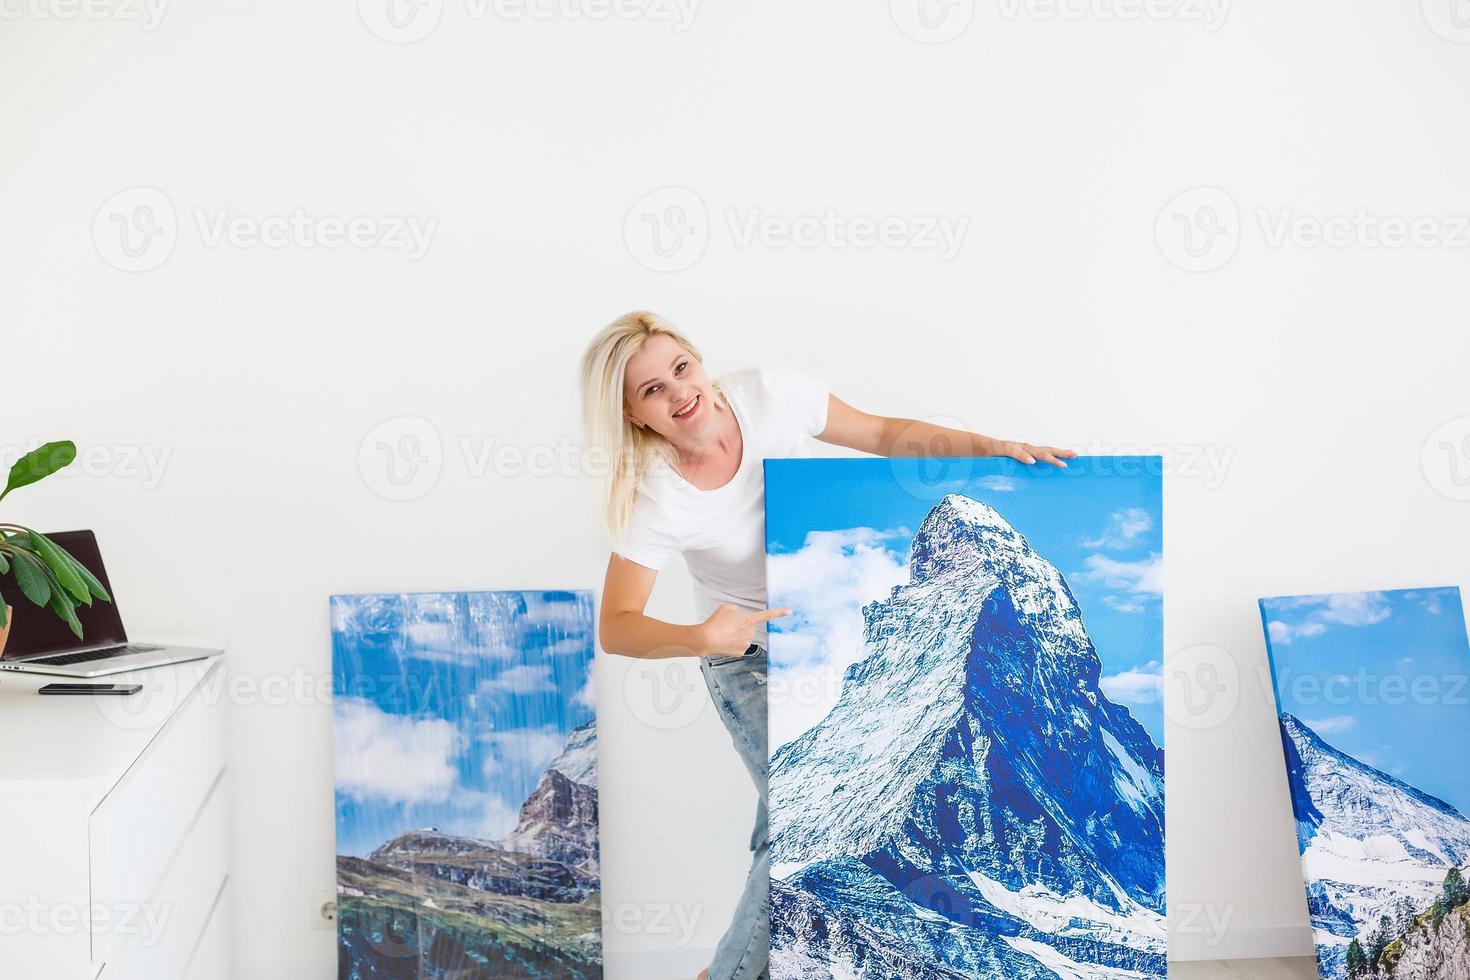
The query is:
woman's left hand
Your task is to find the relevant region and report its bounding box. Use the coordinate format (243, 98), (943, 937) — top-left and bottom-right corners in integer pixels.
(996, 441), (1077, 467)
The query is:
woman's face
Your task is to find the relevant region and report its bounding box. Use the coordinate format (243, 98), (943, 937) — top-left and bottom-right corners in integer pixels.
(623, 333), (719, 443)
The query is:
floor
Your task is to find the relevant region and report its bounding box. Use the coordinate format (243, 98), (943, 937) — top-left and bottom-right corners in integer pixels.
(1170, 959), (1319, 979)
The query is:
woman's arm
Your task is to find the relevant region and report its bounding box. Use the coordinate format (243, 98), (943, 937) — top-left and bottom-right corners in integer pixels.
(599, 554), (788, 659)
(816, 394), (1077, 467)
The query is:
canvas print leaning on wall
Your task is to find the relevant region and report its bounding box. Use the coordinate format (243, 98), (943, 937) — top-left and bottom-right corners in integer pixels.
(331, 589), (601, 979)
(1263, 586), (1470, 980)
(764, 456), (1166, 979)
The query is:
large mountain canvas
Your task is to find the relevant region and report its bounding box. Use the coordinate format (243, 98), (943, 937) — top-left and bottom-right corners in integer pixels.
(331, 590), (601, 979)
(763, 457), (1165, 979)
(1262, 586), (1470, 980)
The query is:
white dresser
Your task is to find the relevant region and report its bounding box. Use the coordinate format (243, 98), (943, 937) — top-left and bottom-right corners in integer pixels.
(0, 656), (230, 980)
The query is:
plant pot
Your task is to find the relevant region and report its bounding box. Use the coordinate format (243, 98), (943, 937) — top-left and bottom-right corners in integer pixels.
(0, 605), (11, 659)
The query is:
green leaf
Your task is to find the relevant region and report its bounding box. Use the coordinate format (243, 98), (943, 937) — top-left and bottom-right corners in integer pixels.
(0, 602), (7, 628)
(53, 545), (109, 603)
(0, 552), (9, 574)
(0, 441), (76, 502)
(29, 531), (89, 604)
(9, 550), (51, 607)
(49, 587), (82, 639)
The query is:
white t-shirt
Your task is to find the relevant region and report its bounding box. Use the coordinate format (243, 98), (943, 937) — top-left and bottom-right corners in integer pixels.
(613, 366), (831, 645)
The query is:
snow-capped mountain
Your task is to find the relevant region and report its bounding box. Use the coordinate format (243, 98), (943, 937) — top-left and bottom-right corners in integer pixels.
(1279, 713), (1470, 978)
(769, 493), (1166, 979)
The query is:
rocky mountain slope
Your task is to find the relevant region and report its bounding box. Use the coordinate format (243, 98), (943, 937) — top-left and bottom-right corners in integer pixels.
(769, 493), (1166, 979)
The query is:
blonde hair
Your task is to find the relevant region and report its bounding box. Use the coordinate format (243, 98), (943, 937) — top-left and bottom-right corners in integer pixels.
(579, 311), (725, 540)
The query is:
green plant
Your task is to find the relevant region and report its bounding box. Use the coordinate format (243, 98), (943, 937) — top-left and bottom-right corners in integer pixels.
(0, 441), (111, 637)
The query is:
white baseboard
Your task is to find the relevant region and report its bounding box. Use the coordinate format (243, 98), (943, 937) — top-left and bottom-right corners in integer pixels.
(1170, 922), (1316, 962)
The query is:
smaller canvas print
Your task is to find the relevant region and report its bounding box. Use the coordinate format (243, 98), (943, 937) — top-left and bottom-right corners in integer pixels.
(1262, 586), (1470, 980)
(332, 590), (601, 979)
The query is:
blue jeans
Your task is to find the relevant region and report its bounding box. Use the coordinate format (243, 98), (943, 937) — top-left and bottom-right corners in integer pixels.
(698, 643), (770, 980)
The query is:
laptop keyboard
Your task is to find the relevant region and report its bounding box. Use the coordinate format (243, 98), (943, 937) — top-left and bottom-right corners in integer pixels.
(28, 645), (164, 666)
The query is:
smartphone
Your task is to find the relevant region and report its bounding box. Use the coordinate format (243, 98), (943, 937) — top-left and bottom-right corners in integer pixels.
(38, 683), (144, 696)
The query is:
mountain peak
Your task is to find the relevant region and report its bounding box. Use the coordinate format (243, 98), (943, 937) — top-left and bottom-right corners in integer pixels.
(909, 493), (1029, 582)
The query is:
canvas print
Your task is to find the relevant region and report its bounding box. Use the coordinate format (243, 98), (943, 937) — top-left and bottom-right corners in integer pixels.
(1263, 586), (1470, 980)
(332, 590), (601, 979)
(764, 456), (1166, 979)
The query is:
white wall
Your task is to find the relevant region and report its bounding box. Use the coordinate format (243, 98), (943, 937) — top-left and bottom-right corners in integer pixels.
(5, 0), (1470, 973)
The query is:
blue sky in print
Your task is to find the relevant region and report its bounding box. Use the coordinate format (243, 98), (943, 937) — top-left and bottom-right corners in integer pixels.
(331, 590), (595, 858)
(764, 456), (1164, 749)
(1264, 586), (1470, 815)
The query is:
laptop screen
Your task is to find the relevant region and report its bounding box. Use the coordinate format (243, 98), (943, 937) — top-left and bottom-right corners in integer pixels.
(2, 530), (127, 658)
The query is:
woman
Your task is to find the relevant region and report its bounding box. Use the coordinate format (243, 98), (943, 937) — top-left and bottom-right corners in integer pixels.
(578, 311), (1073, 980)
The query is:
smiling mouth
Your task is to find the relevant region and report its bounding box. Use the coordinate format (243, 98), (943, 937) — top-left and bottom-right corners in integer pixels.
(672, 394), (701, 419)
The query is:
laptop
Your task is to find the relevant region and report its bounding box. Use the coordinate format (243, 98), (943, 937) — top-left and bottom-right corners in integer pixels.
(0, 530), (218, 677)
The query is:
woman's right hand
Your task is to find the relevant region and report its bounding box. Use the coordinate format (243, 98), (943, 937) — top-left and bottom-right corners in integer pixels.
(699, 603), (790, 658)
